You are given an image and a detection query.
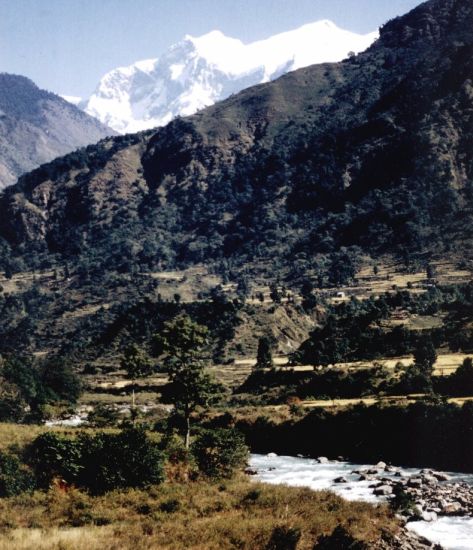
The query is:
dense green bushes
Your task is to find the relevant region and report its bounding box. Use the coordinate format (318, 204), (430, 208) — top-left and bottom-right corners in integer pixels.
(0, 426), (249, 498)
(27, 426), (164, 494)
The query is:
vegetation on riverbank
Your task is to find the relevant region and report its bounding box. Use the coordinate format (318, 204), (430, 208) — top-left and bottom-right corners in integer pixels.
(234, 399), (473, 472)
(0, 473), (398, 550)
(0, 420), (402, 550)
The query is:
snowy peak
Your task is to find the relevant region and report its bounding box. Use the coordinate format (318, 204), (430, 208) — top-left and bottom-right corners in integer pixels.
(83, 21), (378, 133)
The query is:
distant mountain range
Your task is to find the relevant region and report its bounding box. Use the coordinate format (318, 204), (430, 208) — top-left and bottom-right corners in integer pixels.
(77, 21), (378, 134)
(0, 74), (115, 190)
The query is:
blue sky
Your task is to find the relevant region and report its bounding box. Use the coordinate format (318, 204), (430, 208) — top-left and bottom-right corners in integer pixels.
(0, 0), (422, 97)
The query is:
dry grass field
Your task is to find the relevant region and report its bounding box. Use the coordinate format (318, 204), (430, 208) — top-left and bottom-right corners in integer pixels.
(0, 478), (399, 550)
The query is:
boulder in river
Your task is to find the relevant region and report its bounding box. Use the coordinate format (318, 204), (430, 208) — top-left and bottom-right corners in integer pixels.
(442, 501), (462, 514)
(374, 485), (393, 496)
(334, 476), (347, 483)
(317, 456), (329, 464)
(421, 511), (437, 522)
(432, 472), (451, 482)
(408, 478), (423, 488)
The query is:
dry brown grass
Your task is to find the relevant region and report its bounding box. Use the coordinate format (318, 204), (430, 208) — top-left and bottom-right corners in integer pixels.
(0, 478), (399, 550)
(0, 423), (50, 452)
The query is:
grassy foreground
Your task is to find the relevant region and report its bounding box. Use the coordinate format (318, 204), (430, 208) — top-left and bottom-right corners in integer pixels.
(0, 423), (400, 550)
(0, 479), (398, 550)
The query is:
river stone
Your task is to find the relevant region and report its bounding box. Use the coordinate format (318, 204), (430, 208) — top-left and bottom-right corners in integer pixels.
(421, 474), (438, 485)
(267, 453), (277, 458)
(334, 476), (347, 483)
(358, 474), (374, 481)
(408, 478), (423, 488)
(433, 471), (451, 482)
(442, 502), (462, 514)
(421, 511), (438, 522)
(374, 485), (393, 496)
(376, 461), (387, 469)
(317, 456), (329, 464)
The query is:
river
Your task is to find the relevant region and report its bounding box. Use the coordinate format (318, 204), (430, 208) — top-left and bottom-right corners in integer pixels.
(249, 454), (473, 550)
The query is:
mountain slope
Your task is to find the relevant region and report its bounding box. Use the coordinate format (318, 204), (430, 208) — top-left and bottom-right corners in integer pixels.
(0, 0), (472, 283)
(0, 74), (115, 189)
(81, 22), (377, 133)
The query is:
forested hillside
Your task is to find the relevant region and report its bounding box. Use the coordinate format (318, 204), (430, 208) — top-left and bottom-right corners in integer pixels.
(0, 0), (472, 356)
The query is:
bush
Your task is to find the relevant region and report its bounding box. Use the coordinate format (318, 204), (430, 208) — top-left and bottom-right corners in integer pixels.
(87, 404), (120, 427)
(192, 428), (248, 478)
(0, 392), (27, 422)
(390, 485), (417, 516)
(27, 432), (83, 488)
(313, 526), (368, 549)
(27, 426), (164, 494)
(159, 498), (181, 513)
(79, 426), (164, 494)
(266, 526), (301, 550)
(0, 452), (36, 497)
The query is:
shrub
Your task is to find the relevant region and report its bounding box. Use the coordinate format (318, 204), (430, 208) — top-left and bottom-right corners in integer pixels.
(266, 526), (301, 550)
(87, 404), (120, 427)
(27, 432), (84, 488)
(159, 498), (181, 513)
(0, 392), (27, 422)
(82, 427), (164, 494)
(313, 526), (368, 549)
(0, 452), (36, 497)
(390, 485), (417, 516)
(192, 428), (248, 478)
(27, 426), (164, 494)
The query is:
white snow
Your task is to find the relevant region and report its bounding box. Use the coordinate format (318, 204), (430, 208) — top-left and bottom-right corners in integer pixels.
(82, 21), (378, 134)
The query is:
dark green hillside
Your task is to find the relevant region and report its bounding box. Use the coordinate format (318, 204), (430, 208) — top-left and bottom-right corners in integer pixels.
(0, 0), (472, 355)
(1, 0), (472, 277)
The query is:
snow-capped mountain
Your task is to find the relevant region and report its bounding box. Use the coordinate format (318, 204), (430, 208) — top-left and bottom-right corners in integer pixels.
(81, 21), (378, 134)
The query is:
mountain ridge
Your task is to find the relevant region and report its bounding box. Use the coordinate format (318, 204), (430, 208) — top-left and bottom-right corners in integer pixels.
(80, 21), (377, 133)
(0, 73), (115, 190)
(0, 0), (472, 280)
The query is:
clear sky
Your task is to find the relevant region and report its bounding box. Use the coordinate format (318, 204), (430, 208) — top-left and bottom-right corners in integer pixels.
(0, 0), (423, 98)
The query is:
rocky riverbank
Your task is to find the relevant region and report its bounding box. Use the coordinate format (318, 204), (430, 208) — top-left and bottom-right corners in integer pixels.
(343, 461), (473, 522)
(250, 454), (473, 549)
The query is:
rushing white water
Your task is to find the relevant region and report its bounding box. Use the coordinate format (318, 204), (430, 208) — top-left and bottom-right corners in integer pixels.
(407, 517), (473, 550)
(44, 414), (86, 427)
(249, 454), (473, 550)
